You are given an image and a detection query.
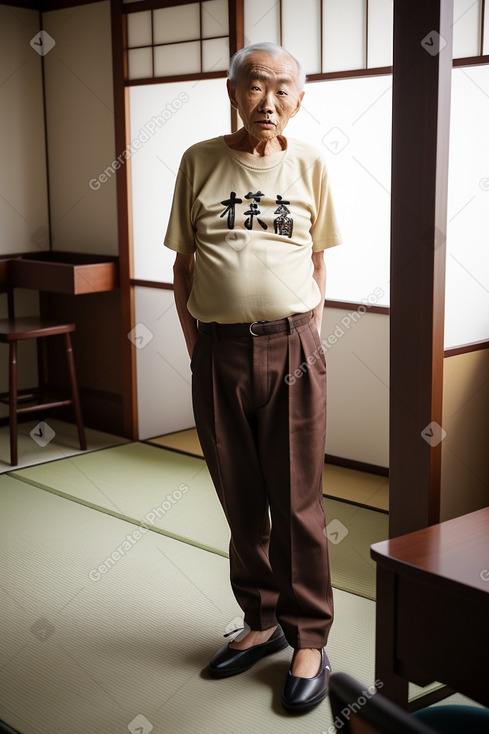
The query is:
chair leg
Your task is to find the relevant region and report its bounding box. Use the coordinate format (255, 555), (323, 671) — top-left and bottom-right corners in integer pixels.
(64, 332), (87, 451)
(64, 333), (87, 451)
(9, 340), (18, 466)
(37, 336), (46, 421)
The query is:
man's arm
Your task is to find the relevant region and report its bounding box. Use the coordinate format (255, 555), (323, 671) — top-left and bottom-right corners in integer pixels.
(173, 252), (198, 357)
(312, 250), (326, 334)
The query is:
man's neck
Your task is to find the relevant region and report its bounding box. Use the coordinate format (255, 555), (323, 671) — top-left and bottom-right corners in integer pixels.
(223, 128), (287, 156)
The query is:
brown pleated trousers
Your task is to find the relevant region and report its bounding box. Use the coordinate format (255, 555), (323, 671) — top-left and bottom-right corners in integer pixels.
(191, 311), (334, 650)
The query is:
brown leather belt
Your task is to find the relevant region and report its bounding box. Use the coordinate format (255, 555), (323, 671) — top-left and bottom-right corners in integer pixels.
(198, 311), (314, 338)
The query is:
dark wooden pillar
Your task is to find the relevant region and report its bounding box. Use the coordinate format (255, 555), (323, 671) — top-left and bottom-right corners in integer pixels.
(228, 0), (244, 56)
(111, 0), (138, 439)
(228, 0), (244, 131)
(389, 0), (453, 537)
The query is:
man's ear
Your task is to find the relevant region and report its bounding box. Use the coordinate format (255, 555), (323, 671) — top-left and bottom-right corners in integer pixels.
(290, 90), (305, 119)
(227, 79), (238, 110)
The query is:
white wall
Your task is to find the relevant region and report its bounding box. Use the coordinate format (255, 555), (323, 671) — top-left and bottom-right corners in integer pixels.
(42, 1), (118, 255)
(0, 6), (49, 255)
(441, 348), (489, 520)
(323, 307), (389, 467)
(0, 6), (47, 397)
(135, 286), (194, 439)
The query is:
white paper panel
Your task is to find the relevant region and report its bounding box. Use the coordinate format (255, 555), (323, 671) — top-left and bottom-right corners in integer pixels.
(153, 3), (200, 45)
(126, 10), (151, 48)
(129, 78), (231, 284)
(282, 0), (321, 76)
(322, 0), (366, 72)
(484, 0), (489, 54)
(128, 47), (152, 80)
(243, 0), (281, 47)
(445, 66), (489, 347)
(135, 286), (194, 438)
(202, 0), (229, 38)
(202, 37), (230, 72)
(323, 308), (389, 467)
(367, 0), (393, 68)
(452, 0), (482, 58)
(154, 41), (201, 77)
(287, 74), (392, 306)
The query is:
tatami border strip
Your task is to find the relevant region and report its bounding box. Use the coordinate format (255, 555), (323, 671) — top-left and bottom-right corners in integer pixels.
(6, 466), (229, 561)
(4, 442), (383, 602)
(145, 439), (389, 514)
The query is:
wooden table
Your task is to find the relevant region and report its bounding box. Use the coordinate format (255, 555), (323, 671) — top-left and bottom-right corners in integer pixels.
(370, 507), (489, 711)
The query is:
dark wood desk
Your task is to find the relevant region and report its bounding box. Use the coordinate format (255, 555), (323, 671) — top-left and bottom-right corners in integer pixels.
(371, 507), (489, 711)
(1, 251), (118, 294)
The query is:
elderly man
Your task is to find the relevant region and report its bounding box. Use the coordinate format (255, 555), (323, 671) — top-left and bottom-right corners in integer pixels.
(165, 42), (341, 712)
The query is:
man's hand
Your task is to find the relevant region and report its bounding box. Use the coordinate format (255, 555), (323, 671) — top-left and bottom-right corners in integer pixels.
(173, 252), (198, 357)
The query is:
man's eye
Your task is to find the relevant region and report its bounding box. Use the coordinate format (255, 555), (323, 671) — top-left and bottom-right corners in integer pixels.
(277, 90), (287, 96)
(251, 85), (261, 91)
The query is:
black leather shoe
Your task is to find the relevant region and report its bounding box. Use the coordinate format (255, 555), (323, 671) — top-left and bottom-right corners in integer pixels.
(281, 648), (331, 712)
(208, 625), (289, 678)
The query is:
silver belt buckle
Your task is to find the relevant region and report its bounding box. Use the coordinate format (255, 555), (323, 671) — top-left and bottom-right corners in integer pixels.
(249, 320), (265, 336)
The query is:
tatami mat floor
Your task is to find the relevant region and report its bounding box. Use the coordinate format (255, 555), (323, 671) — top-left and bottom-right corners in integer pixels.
(0, 421), (482, 733)
(1, 470), (378, 734)
(0, 419), (129, 473)
(1, 421), (388, 513)
(147, 428), (390, 512)
(7, 440), (387, 601)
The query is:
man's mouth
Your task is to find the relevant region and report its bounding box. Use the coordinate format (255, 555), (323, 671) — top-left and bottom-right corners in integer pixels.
(255, 120), (276, 129)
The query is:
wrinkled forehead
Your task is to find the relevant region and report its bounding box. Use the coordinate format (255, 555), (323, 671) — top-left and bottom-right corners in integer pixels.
(240, 51), (300, 86)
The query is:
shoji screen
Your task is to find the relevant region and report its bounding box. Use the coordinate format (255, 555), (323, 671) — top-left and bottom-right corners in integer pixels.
(452, 0), (483, 57)
(244, 0), (394, 72)
(126, 1), (230, 80)
(245, 0), (484, 73)
(445, 65), (489, 348)
(287, 66), (489, 346)
(129, 78), (231, 282)
(286, 75), (393, 306)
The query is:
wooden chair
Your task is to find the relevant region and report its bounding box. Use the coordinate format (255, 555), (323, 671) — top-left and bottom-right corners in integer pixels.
(328, 673), (438, 734)
(0, 283), (87, 466)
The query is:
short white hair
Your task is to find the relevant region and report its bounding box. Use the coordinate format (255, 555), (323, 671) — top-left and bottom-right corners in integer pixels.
(228, 42), (306, 91)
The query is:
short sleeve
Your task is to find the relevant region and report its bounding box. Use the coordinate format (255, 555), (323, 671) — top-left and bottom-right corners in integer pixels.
(310, 162), (342, 253)
(164, 154), (196, 255)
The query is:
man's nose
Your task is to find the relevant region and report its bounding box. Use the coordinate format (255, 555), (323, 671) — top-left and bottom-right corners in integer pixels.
(258, 92), (275, 113)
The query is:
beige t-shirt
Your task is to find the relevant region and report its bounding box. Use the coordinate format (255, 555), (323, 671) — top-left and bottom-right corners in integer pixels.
(164, 135), (341, 323)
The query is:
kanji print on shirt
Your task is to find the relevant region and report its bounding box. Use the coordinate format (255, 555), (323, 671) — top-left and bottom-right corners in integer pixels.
(219, 192), (294, 238)
(273, 195), (293, 237)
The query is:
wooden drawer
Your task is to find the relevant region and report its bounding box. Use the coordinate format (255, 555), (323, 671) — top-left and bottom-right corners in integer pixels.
(9, 252), (119, 294)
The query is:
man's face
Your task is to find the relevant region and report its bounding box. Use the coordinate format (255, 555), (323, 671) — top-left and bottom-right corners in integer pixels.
(227, 50), (304, 142)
